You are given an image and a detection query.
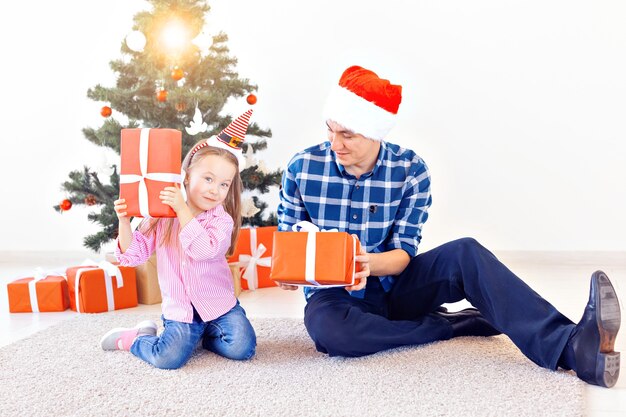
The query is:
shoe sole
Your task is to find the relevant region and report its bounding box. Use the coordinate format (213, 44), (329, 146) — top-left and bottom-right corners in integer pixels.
(594, 271), (621, 388)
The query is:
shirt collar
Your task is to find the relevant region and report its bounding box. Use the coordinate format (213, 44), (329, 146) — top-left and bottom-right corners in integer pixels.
(196, 204), (225, 220)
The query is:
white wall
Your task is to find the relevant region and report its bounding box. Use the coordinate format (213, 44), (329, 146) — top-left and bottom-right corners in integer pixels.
(1, 0), (624, 252)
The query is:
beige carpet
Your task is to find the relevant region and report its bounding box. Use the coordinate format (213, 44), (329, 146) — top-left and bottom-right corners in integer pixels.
(0, 313), (584, 417)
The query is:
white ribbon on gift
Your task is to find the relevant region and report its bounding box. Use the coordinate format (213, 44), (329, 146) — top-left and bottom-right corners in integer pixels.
(119, 128), (182, 218)
(290, 221), (340, 286)
(27, 267), (65, 313)
(74, 260), (124, 313)
(235, 228), (272, 291)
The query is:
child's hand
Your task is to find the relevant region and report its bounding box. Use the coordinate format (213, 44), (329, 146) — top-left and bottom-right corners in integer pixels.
(114, 199), (131, 225)
(160, 185), (188, 215)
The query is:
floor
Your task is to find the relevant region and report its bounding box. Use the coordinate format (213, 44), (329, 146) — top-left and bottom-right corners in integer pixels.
(1, 250), (624, 416)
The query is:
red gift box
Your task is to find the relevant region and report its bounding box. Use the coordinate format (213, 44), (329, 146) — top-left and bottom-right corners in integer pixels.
(227, 226), (277, 290)
(270, 227), (362, 287)
(7, 273), (69, 313)
(66, 262), (138, 313)
(119, 128), (182, 218)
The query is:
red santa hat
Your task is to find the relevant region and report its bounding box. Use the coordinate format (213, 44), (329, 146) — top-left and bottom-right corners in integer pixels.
(323, 66), (402, 141)
(189, 109), (252, 171)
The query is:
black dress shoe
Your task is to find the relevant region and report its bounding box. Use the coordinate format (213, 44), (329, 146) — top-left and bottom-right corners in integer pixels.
(568, 270), (621, 388)
(434, 307), (501, 337)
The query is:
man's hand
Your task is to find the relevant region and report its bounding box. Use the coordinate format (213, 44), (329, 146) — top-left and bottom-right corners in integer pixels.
(276, 282), (299, 291)
(345, 235), (369, 292)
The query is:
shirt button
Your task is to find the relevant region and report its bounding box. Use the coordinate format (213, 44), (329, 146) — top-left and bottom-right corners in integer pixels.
(352, 214), (358, 219)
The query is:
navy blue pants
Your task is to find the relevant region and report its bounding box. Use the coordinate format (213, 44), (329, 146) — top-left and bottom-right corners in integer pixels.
(304, 237), (575, 370)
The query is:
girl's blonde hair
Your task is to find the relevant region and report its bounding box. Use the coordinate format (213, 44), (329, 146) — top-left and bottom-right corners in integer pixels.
(139, 140), (242, 257)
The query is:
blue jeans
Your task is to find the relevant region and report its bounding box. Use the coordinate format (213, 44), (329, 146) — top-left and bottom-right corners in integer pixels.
(304, 238), (575, 370)
(131, 302), (256, 369)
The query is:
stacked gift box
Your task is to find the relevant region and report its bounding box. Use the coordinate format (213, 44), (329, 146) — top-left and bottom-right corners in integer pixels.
(7, 261), (138, 314)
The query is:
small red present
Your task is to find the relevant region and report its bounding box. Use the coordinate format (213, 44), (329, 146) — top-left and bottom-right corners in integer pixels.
(270, 222), (362, 287)
(66, 261), (138, 313)
(7, 269), (69, 313)
(119, 128), (182, 218)
(227, 226), (277, 290)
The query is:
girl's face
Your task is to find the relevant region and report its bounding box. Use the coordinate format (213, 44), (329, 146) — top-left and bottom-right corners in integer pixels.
(185, 154), (237, 215)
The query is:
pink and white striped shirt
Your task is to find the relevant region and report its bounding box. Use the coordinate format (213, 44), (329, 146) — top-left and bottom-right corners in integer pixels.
(115, 205), (236, 323)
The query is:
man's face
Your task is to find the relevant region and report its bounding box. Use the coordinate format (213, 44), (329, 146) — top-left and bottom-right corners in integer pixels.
(327, 120), (380, 172)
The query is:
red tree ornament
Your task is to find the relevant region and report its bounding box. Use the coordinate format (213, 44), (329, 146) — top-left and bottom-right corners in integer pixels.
(171, 67), (184, 81)
(246, 94), (257, 105)
(100, 106), (112, 117)
(156, 89), (168, 102)
(60, 199), (72, 211)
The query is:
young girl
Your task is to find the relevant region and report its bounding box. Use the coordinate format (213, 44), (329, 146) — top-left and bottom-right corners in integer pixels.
(101, 111), (256, 369)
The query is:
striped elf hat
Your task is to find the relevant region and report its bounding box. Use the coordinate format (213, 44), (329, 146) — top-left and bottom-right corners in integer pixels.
(323, 66), (402, 141)
(189, 109), (253, 171)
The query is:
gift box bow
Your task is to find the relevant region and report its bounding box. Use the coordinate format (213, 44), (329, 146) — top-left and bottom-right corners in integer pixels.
(291, 221), (350, 286)
(74, 260), (124, 313)
(119, 128), (182, 218)
(26, 267), (66, 313)
(291, 220), (338, 233)
(230, 228), (272, 290)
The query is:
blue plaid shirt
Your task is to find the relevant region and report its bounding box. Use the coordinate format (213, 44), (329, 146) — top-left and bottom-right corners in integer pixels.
(277, 140), (432, 300)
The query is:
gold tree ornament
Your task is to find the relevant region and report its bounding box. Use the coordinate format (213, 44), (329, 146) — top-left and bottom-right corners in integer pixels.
(85, 194), (97, 206)
(241, 197), (261, 217)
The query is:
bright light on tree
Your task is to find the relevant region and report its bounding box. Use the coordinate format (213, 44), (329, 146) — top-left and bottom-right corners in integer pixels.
(160, 20), (189, 53)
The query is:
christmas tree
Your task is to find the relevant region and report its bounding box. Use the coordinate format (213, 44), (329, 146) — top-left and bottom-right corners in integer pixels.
(55, 0), (282, 252)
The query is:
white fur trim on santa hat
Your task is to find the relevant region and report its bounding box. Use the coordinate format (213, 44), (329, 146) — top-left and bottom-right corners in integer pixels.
(206, 136), (246, 171)
(323, 85), (397, 141)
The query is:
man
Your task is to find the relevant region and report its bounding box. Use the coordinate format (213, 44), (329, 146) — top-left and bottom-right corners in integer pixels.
(276, 65), (621, 388)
